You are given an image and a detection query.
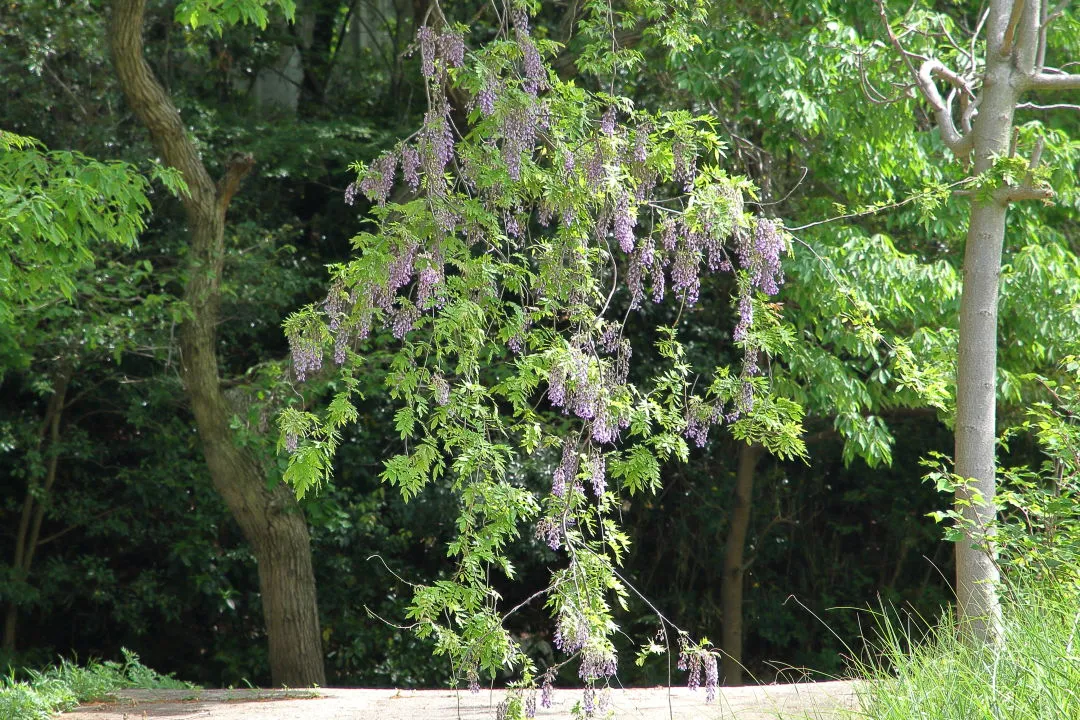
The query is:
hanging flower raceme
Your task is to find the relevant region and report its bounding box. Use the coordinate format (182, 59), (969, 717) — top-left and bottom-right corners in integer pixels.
(280, 4), (804, 710)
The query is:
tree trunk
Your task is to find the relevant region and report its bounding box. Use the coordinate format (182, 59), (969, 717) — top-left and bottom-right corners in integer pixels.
(721, 442), (761, 685)
(951, 2), (1031, 644)
(3, 369), (70, 652)
(108, 0), (325, 686)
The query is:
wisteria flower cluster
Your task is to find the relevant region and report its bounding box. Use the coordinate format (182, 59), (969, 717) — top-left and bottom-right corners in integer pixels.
(279, 3), (802, 714)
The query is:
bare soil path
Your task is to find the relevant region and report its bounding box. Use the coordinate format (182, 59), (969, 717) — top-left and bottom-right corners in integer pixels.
(59, 681), (859, 719)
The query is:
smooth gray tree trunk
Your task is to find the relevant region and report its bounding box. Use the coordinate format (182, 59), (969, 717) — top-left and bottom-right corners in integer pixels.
(899, 0), (1080, 644)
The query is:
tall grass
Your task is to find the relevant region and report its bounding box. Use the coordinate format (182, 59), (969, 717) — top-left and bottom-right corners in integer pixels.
(0, 648), (193, 720)
(852, 579), (1080, 720)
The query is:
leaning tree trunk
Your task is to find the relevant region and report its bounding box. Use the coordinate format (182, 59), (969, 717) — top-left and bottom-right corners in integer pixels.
(720, 442), (761, 685)
(109, 0), (325, 686)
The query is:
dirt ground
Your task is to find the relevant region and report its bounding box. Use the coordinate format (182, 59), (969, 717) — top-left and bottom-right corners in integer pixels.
(59, 681), (860, 719)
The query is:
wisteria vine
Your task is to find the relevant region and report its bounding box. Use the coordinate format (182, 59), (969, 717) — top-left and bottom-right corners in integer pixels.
(280, 2), (802, 717)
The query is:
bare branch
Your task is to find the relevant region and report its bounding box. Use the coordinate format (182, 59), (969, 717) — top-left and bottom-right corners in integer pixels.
(1029, 72), (1080, 89)
(1036, 0), (1050, 71)
(999, 185), (1054, 201)
(1042, 0), (1072, 28)
(1028, 136), (1045, 174)
(1018, 100), (1080, 110)
(216, 153), (256, 214)
(1000, 0), (1027, 57)
(917, 60), (975, 156)
(877, 0), (923, 81)
(971, 5), (991, 76)
(961, 92), (981, 134)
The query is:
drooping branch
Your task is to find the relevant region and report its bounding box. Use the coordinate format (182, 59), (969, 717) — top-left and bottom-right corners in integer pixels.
(917, 60), (976, 157)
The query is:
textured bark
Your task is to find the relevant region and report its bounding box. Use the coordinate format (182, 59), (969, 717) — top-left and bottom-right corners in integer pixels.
(109, 0), (325, 686)
(720, 442), (761, 686)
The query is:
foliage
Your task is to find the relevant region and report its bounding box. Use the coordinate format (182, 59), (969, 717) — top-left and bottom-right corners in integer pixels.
(174, 0), (295, 34)
(851, 581), (1080, 720)
(924, 356), (1080, 591)
(1, 0), (1078, 696)
(0, 649), (192, 720)
(281, 2), (806, 707)
(0, 130), (183, 327)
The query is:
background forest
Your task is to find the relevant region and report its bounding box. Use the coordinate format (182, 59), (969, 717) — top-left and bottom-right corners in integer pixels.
(2, 0), (1079, 699)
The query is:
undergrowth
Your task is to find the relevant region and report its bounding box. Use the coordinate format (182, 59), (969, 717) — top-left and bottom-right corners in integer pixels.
(851, 578), (1080, 720)
(0, 648), (194, 720)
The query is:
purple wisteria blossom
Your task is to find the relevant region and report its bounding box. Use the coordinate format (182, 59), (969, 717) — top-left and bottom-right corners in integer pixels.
(673, 140), (696, 190)
(554, 610), (589, 654)
(591, 405), (618, 445)
(600, 107), (616, 136)
(390, 304), (418, 339)
(579, 648), (617, 681)
(548, 363), (567, 408)
(671, 247), (701, 305)
(587, 450), (606, 496)
(551, 438), (579, 497)
(501, 106), (538, 180)
(387, 241), (418, 293)
(733, 291), (753, 342)
(437, 29), (465, 68)
(401, 146), (421, 190)
(476, 80), (498, 116)
(535, 517), (562, 550)
(540, 672), (555, 709)
(333, 332), (349, 365)
(613, 191), (636, 253)
(750, 217), (785, 295)
(288, 327), (323, 381)
(416, 262), (443, 308)
(585, 144), (605, 185)
(704, 654), (719, 702)
(323, 282), (347, 331)
(628, 251), (646, 309)
(417, 26), (436, 78)
(521, 40), (546, 94)
(419, 104), (454, 187)
(599, 324), (620, 354)
(359, 153), (397, 205)
(582, 688), (595, 715)
(431, 373), (450, 405)
(633, 123), (650, 162)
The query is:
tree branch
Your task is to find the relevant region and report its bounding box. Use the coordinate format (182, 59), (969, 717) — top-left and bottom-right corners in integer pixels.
(1029, 72), (1080, 89)
(917, 60), (975, 156)
(999, 0), (1027, 57)
(217, 153), (256, 214)
(109, 0), (216, 211)
(1018, 100), (1080, 110)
